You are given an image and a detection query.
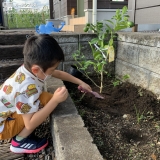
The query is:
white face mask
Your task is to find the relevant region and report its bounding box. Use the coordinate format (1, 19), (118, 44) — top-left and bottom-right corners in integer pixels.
(37, 67), (52, 82)
(43, 74), (52, 81)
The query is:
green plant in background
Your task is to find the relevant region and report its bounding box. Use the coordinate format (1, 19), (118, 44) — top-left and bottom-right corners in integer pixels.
(134, 105), (146, 124)
(75, 92), (86, 103)
(73, 6), (134, 93)
(78, 109), (86, 117)
(112, 74), (130, 87)
(138, 88), (143, 97)
(6, 5), (49, 29)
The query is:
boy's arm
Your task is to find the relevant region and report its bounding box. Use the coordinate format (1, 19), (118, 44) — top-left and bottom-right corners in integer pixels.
(20, 86), (67, 136)
(22, 97), (58, 129)
(52, 70), (92, 92)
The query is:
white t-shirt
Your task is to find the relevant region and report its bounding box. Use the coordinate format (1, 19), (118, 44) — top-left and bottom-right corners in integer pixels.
(0, 65), (44, 133)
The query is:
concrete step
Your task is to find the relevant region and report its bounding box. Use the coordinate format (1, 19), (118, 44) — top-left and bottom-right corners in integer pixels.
(0, 30), (34, 45)
(70, 17), (86, 25)
(62, 24), (86, 32)
(0, 45), (24, 59)
(0, 59), (23, 80)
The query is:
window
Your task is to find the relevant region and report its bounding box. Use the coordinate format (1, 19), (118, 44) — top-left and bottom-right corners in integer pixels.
(112, 0), (125, 1)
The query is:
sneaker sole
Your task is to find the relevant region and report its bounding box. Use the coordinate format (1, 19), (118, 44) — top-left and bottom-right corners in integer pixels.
(10, 141), (48, 154)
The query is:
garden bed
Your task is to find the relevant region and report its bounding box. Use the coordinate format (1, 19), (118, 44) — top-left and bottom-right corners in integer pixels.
(64, 76), (160, 160)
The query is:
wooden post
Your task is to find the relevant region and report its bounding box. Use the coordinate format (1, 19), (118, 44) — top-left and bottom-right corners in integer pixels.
(132, 24), (138, 32)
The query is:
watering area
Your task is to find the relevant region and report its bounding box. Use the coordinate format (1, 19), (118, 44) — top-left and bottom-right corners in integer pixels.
(0, 29), (160, 159)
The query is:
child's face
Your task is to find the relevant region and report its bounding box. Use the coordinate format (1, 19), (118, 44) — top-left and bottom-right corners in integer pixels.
(37, 62), (60, 80)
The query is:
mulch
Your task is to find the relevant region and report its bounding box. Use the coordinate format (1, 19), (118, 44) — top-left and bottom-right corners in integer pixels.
(0, 117), (55, 160)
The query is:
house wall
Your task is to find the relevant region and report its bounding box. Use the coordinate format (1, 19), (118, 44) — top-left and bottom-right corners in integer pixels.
(53, 0), (127, 19)
(84, 9), (133, 32)
(53, 0), (67, 18)
(84, 0), (128, 9)
(128, 0), (160, 31)
(77, 0), (85, 17)
(85, 9), (118, 23)
(85, 7), (160, 32)
(53, 0), (77, 19)
(128, 0), (160, 24)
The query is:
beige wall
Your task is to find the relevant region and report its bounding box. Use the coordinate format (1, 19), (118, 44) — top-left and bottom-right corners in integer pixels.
(128, 0), (160, 24)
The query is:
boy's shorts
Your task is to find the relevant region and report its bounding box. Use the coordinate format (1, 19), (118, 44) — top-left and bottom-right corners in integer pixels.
(0, 92), (53, 140)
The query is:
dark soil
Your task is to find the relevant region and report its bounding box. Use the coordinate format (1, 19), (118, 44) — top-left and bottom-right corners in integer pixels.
(64, 76), (160, 160)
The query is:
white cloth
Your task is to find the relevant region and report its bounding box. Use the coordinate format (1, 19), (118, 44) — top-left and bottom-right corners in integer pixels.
(0, 65), (44, 132)
(0, 124), (4, 133)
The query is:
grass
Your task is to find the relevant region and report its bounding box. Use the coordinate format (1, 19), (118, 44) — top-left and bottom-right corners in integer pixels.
(5, 6), (49, 29)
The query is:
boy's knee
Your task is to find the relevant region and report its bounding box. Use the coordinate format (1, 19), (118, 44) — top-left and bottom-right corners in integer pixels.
(0, 113), (24, 140)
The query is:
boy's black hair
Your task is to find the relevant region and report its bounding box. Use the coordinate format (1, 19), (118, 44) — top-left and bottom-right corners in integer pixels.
(23, 34), (64, 72)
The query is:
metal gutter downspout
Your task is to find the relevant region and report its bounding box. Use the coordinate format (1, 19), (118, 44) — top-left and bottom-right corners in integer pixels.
(59, 0), (61, 19)
(92, 0), (97, 25)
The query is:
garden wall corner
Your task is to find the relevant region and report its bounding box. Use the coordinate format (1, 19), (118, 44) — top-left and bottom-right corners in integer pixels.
(116, 32), (160, 97)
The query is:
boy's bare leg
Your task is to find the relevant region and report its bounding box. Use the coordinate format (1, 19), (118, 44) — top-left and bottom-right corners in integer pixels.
(17, 127), (34, 138)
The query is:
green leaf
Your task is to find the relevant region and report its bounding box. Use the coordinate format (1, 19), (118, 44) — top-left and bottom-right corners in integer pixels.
(97, 63), (103, 71)
(98, 40), (101, 46)
(89, 42), (96, 54)
(114, 25), (128, 31)
(90, 38), (99, 44)
(102, 33), (106, 40)
(86, 60), (95, 65)
(95, 54), (102, 61)
(124, 17), (128, 21)
(105, 23), (112, 32)
(116, 9), (120, 15)
(93, 50), (101, 59)
(117, 15), (122, 21)
(122, 74), (130, 80)
(109, 39), (113, 46)
(122, 6), (128, 14)
(101, 61), (107, 65)
(80, 68), (86, 71)
(104, 45), (109, 49)
(103, 70), (108, 75)
(105, 20), (114, 25)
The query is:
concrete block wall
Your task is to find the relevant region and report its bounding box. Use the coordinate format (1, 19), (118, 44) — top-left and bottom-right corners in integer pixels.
(116, 32), (160, 97)
(49, 32), (97, 74)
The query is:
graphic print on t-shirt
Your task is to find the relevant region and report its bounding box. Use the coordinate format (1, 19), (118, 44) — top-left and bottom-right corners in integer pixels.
(16, 101), (31, 113)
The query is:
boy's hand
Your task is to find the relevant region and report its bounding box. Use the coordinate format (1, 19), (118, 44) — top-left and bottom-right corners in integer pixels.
(52, 86), (68, 104)
(78, 82), (92, 93)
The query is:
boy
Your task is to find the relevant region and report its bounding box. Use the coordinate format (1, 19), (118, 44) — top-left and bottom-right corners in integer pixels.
(0, 34), (91, 154)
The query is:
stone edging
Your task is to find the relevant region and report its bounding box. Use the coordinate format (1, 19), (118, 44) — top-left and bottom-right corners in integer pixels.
(46, 77), (103, 160)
